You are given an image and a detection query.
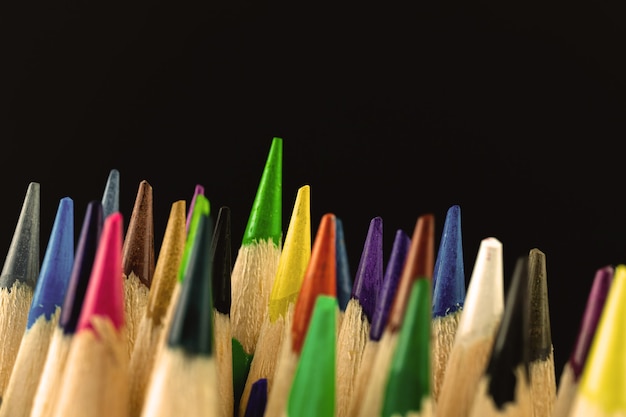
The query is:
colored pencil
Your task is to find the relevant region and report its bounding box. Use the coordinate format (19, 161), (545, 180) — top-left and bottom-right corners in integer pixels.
(431, 204), (465, 404)
(336, 216), (383, 417)
(285, 294), (338, 417)
(357, 213), (435, 417)
(211, 206), (234, 417)
(264, 212), (336, 417)
(552, 265), (614, 417)
(231, 136), (283, 412)
(101, 168), (120, 219)
(469, 255), (531, 417)
(436, 237), (505, 417)
(186, 184), (205, 232)
(0, 197), (73, 417)
(348, 228), (410, 417)
(140, 212), (219, 417)
(30, 200), (103, 417)
(527, 248), (557, 417)
(568, 263), (626, 417)
(239, 185), (311, 416)
(335, 217), (353, 327)
(128, 200), (187, 417)
(244, 378), (268, 417)
(52, 212), (128, 417)
(122, 180), (156, 358)
(381, 278), (432, 417)
(0, 182), (40, 400)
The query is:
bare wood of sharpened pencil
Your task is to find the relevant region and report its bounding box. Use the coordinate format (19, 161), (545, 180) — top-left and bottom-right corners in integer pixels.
(122, 180), (156, 360)
(357, 213), (435, 417)
(436, 237), (504, 417)
(238, 185), (311, 417)
(128, 200), (187, 417)
(0, 182), (40, 401)
(52, 212), (129, 417)
(30, 201), (103, 417)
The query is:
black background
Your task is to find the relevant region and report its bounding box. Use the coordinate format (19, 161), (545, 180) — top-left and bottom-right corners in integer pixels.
(2, 0), (625, 380)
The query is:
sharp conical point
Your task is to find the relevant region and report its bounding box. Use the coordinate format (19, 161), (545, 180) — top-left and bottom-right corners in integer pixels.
(569, 265), (614, 378)
(242, 137), (282, 246)
(60, 201), (104, 333)
(186, 184), (205, 232)
(269, 185), (311, 322)
(27, 197), (75, 328)
(291, 213), (336, 354)
(122, 180), (155, 288)
(527, 248), (552, 361)
(455, 237), (504, 340)
(101, 168), (120, 219)
(178, 194), (210, 283)
(0, 182), (41, 290)
(578, 264), (626, 412)
(432, 205), (465, 317)
(77, 212), (125, 332)
(335, 217), (352, 312)
(370, 228), (411, 341)
(168, 213), (215, 355)
(352, 216), (383, 323)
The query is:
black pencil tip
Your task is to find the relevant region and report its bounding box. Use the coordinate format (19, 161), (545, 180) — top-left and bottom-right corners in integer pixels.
(211, 206), (232, 315)
(528, 248), (552, 361)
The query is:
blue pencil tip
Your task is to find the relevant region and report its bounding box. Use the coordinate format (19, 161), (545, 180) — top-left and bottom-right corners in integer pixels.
(432, 204), (465, 317)
(335, 218), (352, 311)
(27, 197), (75, 328)
(244, 378), (268, 417)
(352, 216), (383, 323)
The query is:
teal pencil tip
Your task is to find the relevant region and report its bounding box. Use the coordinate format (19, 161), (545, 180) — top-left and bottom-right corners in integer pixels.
(242, 137), (282, 246)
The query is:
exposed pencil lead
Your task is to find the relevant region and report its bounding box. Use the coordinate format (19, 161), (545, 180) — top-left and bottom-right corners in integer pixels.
(244, 379), (268, 417)
(60, 201), (104, 334)
(0, 182), (40, 290)
(528, 248), (552, 361)
(178, 194), (210, 283)
(335, 217), (353, 312)
(123, 180), (155, 288)
(186, 184), (205, 232)
(101, 168), (120, 219)
(77, 212), (125, 332)
(242, 136), (282, 246)
(27, 197), (74, 328)
(485, 255), (530, 409)
(432, 204), (465, 317)
(352, 216), (383, 323)
(370, 229), (410, 341)
(168, 213), (214, 355)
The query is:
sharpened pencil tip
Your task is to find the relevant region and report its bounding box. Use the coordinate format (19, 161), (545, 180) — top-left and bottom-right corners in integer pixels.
(27, 197), (74, 328)
(77, 212), (125, 332)
(352, 216), (383, 323)
(244, 378), (268, 417)
(242, 137), (282, 247)
(168, 213), (215, 355)
(178, 194), (210, 283)
(101, 168), (120, 219)
(186, 184), (205, 232)
(432, 205), (465, 318)
(528, 248), (552, 361)
(335, 217), (352, 312)
(60, 201), (103, 334)
(122, 180), (155, 288)
(0, 182), (40, 290)
(211, 206), (232, 315)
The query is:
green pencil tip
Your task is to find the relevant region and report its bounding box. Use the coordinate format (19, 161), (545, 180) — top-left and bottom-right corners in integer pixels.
(177, 194), (210, 283)
(233, 338), (254, 416)
(242, 137), (283, 247)
(382, 278), (431, 417)
(287, 295), (337, 417)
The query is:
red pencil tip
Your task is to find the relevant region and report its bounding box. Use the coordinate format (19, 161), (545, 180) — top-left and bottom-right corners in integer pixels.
(77, 212), (125, 332)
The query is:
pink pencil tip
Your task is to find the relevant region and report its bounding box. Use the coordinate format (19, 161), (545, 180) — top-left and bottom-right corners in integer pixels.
(77, 212), (125, 332)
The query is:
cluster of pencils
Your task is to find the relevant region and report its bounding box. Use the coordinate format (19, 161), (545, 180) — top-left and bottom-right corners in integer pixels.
(0, 136), (623, 417)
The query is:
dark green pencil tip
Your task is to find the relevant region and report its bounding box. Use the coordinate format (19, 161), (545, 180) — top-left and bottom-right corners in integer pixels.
(177, 194), (210, 283)
(168, 212), (214, 355)
(528, 248), (552, 361)
(242, 137), (282, 247)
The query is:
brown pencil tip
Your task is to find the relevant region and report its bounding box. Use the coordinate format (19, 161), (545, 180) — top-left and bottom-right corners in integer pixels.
(123, 180), (155, 288)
